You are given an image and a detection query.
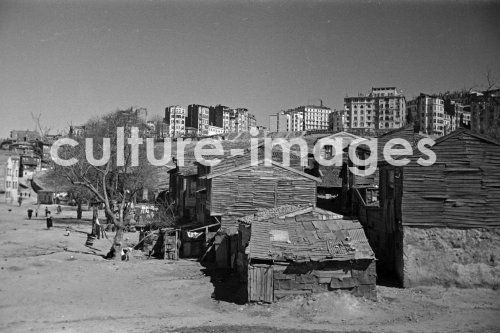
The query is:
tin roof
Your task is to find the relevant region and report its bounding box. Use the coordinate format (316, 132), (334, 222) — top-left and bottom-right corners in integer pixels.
(240, 205), (374, 262)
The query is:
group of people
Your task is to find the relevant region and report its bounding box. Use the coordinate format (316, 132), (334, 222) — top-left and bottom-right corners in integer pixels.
(26, 205), (55, 229)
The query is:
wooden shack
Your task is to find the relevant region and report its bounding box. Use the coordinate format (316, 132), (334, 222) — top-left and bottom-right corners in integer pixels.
(197, 147), (319, 229)
(167, 141), (201, 220)
(237, 205), (376, 303)
(357, 128), (500, 287)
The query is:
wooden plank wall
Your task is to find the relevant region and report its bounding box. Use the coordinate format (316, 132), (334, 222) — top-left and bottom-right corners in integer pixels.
(211, 164), (316, 227)
(248, 264), (273, 303)
(401, 132), (500, 228)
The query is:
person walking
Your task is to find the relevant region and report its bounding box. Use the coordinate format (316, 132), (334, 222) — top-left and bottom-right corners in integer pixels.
(95, 217), (101, 240)
(27, 208), (33, 219)
(46, 211), (53, 229)
(45, 206), (49, 217)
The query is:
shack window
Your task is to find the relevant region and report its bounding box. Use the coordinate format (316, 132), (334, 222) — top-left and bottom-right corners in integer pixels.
(270, 230), (290, 243)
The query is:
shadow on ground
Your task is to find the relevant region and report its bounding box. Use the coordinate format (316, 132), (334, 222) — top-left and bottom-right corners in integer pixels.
(200, 263), (247, 305)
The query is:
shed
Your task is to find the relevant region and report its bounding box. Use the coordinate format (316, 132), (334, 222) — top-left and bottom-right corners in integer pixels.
(237, 205), (376, 303)
(357, 128), (500, 287)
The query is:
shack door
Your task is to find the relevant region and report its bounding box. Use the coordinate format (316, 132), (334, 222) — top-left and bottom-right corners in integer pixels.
(248, 264), (273, 303)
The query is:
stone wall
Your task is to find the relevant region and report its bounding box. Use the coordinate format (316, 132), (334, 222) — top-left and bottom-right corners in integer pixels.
(403, 227), (500, 288)
(273, 260), (376, 301)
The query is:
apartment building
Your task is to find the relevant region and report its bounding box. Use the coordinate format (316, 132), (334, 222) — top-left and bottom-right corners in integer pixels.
(209, 105), (231, 133)
(406, 94), (446, 136)
(248, 113), (257, 130)
(269, 112), (288, 132)
(443, 100), (471, 133)
(228, 108), (248, 133)
(0, 151), (20, 204)
(283, 104), (332, 132)
(164, 105), (186, 137)
(344, 87), (406, 131)
(186, 104), (210, 136)
(329, 110), (347, 132)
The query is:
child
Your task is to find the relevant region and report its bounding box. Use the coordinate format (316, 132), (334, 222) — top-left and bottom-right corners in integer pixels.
(121, 247), (131, 261)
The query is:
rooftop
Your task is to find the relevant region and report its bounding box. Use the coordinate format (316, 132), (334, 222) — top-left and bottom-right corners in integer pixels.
(240, 205), (374, 262)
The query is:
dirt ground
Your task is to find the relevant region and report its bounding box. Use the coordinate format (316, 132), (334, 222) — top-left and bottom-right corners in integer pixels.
(0, 202), (499, 333)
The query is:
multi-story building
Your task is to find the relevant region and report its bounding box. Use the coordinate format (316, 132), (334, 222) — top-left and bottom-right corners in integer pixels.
(283, 103), (332, 132)
(269, 112), (289, 132)
(0, 150), (20, 204)
(329, 110), (347, 132)
(248, 113), (257, 130)
(344, 87), (406, 131)
(406, 93), (446, 136)
(186, 104), (210, 136)
(470, 89), (500, 140)
(164, 105), (186, 137)
(209, 105), (231, 132)
(443, 100), (471, 133)
(229, 108), (250, 133)
(208, 105), (256, 133)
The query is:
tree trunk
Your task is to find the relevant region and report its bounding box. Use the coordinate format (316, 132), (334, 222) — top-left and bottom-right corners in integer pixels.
(77, 201), (83, 219)
(108, 222), (124, 260)
(91, 206), (98, 236)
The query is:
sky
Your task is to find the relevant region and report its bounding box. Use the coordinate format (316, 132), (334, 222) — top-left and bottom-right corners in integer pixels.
(0, 0), (499, 138)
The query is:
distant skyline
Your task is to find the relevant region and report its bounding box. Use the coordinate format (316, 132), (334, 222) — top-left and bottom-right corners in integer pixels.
(1, 0), (499, 138)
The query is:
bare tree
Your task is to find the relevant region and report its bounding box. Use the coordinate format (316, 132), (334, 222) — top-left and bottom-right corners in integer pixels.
(31, 112), (52, 138)
(51, 108), (157, 259)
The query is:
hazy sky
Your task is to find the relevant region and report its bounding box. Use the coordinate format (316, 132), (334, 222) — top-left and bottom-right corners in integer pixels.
(1, 0), (499, 137)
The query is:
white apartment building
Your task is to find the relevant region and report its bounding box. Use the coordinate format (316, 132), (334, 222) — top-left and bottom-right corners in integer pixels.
(0, 151), (20, 204)
(164, 105), (186, 137)
(283, 104), (332, 132)
(406, 94), (446, 136)
(344, 87), (405, 130)
(345, 87), (406, 130)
